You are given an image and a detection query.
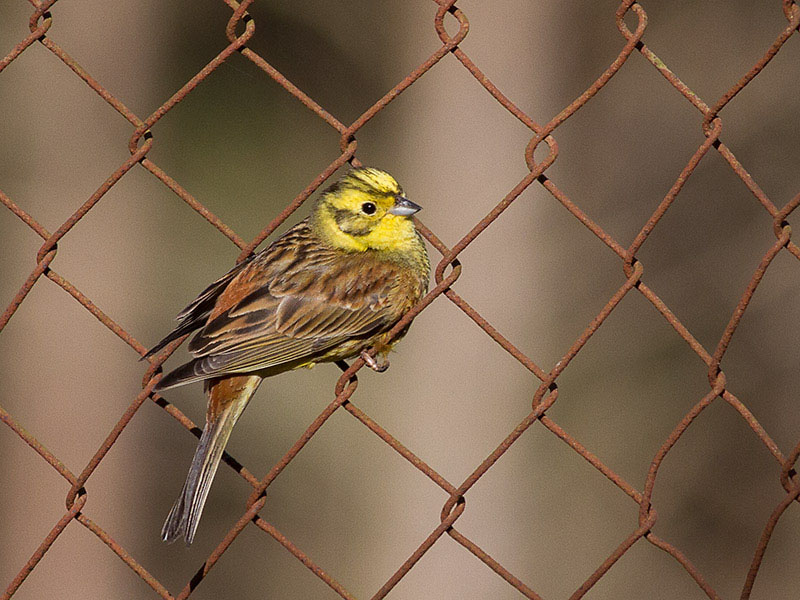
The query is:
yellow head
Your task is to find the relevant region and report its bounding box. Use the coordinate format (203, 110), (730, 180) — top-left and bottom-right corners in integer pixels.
(311, 167), (423, 253)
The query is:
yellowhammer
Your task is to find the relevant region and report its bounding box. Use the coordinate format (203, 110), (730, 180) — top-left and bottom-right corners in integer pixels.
(146, 167), (430, 545)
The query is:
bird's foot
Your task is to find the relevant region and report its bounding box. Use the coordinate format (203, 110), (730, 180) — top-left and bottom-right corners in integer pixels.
(361, 350), (389, 372)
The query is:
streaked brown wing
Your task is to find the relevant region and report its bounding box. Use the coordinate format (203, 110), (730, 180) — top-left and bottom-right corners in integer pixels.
(182, 254), (403, 377)
(152, 220), (418, 391)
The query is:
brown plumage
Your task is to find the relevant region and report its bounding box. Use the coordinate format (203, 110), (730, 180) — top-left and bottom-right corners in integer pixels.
(148, 168), (429, 545)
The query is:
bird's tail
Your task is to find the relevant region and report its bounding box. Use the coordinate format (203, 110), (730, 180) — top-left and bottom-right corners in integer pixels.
(161, 375), (262, 546)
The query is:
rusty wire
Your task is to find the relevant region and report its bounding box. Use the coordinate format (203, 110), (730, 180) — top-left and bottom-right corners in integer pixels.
(2, 0), (800, 598)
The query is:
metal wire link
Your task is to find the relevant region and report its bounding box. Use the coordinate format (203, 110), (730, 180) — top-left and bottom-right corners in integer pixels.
(1, 0), (799, 598)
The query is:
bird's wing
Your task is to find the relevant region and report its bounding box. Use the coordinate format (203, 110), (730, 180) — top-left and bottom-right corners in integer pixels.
(184, 258), (402, 375)
(153, 225), (409, 390)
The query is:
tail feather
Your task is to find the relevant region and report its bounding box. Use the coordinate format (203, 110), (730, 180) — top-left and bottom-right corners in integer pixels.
(161, 376), (261, 545)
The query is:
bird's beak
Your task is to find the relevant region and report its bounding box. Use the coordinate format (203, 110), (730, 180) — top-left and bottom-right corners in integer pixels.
(389, 195), (422, 216)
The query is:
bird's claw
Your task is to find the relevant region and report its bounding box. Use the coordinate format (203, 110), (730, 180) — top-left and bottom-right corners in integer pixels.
(361, 350), (389, 372)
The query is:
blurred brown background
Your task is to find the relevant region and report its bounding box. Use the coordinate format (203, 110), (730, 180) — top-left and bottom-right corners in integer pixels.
(2, 1), (799, 598)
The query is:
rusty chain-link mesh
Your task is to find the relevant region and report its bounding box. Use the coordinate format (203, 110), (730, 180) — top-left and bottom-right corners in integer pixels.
(2, 0), (800, 598)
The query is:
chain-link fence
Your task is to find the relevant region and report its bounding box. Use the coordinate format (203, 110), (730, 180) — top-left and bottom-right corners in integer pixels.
(2, 0), (799, 598)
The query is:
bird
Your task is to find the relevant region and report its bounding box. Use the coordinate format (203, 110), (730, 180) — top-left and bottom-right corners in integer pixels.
(145, 167), (430, 546)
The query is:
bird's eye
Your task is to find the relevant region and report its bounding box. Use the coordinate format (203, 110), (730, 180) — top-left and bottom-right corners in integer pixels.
(361, 202), (376, 215)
